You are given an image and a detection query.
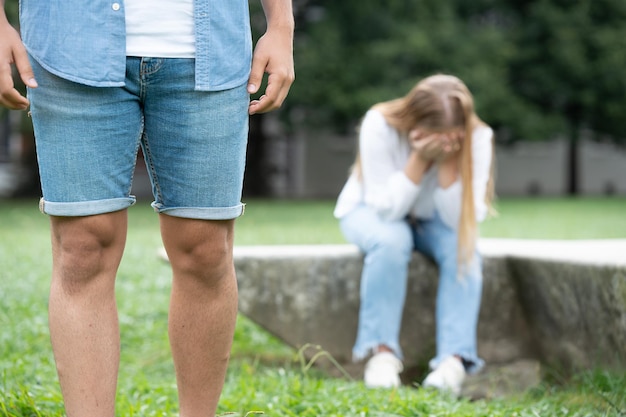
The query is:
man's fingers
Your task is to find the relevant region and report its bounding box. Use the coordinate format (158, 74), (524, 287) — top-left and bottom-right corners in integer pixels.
(247, 27), (294, 115)
(248, 70), (293, 115)
(247, 43), (270, 97)
(13, 46), (36, 88)
(263, 72), (289, 105)
(0, 88), (30, 110)
(0, 66), (28, 110)
(247, 65), (263, 96)
(0, 24), (34, 110)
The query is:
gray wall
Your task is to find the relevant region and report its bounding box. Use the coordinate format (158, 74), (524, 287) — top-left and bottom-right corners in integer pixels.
(2, 109), (625, 199)
(270, 129), (626, 198)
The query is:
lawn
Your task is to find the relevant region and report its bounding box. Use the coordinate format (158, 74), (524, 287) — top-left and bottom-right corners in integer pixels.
(234, 197), (626, 244)
(0, 197), (625, 416)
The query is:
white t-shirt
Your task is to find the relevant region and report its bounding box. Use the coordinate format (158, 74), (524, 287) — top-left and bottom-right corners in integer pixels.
(334, 109), (494, 230)
(124, 0), (195, 58)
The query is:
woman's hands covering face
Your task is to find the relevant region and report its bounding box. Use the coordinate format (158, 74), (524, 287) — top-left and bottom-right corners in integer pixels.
(409, 129), (463, 161)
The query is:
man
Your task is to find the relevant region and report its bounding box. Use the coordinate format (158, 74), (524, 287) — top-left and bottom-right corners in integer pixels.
(0, 1), (294, 416)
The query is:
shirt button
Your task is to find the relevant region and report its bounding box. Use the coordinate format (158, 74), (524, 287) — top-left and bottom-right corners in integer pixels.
(112, 3), (120, 10)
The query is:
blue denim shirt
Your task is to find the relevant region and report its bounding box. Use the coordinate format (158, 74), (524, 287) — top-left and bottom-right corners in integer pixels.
(19, 0), (252, 91)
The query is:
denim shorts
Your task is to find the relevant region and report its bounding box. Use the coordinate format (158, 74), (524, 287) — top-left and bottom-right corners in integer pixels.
(28, 57), (249, 219)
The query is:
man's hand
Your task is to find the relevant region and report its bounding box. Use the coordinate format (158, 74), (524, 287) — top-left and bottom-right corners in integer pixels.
(247, 1), (294, 115)
(0, 17), (37, 110)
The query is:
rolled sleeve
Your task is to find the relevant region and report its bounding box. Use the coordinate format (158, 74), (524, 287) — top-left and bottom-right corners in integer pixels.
(365, 172), (421, 221)
(359, 110), (421, 221)
(471, 127), (494, 223)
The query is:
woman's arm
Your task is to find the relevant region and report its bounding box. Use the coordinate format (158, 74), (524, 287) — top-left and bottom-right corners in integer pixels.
(409, 129), (462, 188)
(469, 127), (494, 221)
(360, 111), (424, 220)
(404, 128), (435, 184)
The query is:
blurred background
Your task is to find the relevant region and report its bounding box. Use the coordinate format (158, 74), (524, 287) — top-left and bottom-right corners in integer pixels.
(1, 0), (625, 200)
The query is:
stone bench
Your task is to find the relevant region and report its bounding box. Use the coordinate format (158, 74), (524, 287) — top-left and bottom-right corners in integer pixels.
(233, 239), (626, 396)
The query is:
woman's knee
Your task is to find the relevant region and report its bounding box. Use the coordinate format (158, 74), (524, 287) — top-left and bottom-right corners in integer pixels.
(361, 230), (412, 273)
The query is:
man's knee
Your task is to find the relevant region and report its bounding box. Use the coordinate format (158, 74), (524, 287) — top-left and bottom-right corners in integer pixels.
(172, 238), (232, 276)
(161, 217), (235, 285)
(51, 213), (126, 294)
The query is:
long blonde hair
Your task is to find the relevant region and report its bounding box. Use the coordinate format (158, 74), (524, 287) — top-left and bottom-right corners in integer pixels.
(353, 74), (496, 264)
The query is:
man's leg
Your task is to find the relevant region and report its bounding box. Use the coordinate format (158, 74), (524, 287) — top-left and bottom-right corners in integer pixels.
(48, 210), (127, 417)
(160, 214), (238, 417)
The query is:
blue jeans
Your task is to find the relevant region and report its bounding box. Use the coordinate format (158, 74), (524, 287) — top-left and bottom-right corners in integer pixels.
(28, 57), (249, 219)
(340, 205), (484, 374)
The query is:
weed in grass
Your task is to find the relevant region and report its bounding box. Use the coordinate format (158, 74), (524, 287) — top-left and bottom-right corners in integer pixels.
(295, 344), (354, 381)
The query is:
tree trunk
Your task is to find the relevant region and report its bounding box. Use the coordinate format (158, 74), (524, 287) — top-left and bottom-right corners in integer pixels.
(566, 129), (579, 195)
(243, 113), (270, 197)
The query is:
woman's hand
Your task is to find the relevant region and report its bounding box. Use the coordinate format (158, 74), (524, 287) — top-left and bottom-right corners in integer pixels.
(438, 131), (464, 161)
(409, 129), (463, 162)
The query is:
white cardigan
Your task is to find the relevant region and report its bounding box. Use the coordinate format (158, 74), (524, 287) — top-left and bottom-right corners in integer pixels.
(334, 109), (493, 230)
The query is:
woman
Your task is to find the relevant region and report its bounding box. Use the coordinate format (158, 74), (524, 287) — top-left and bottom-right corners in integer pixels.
(334, 74), (495, 395)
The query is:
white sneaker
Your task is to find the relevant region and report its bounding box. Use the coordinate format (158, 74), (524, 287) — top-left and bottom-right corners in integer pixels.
(422, 356), (466, 396)
(364, 352), (403, 388)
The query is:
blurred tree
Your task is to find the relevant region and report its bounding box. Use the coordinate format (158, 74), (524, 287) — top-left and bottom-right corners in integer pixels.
(287, 0), (539, 138)
(285, 0), (626, 194)
(4, 0), (17, 24)
(506, 0), (626, 193)
(6, 0), (624, 196)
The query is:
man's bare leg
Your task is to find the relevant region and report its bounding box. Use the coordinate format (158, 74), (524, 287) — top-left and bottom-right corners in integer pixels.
(160, 215), (239, 417)
(48, 210), (127, 417)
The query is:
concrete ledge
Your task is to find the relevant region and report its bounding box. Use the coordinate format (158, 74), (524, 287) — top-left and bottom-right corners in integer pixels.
(233, 239), (626, 378)
(478, 238), (626, 266)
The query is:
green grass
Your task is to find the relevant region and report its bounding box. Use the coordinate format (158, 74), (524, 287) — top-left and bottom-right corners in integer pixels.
(234, 197), (626, 244)
(1, 197), (625, 416)
(481, 197), (626, 239)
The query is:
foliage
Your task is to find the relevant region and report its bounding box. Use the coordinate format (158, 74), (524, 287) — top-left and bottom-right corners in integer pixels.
(507, 0), (626, 142)
(4, 0), (18, 26)
(285, 0), (626, 144)
(289, 0), (520, 135)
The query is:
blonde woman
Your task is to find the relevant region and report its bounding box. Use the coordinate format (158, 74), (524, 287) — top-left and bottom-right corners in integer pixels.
(334, 74), (495, 395)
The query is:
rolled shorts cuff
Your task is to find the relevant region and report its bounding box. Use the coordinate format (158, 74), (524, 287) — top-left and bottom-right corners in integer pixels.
(39, 197), (136, 216)
(153, 202), (245, 220)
